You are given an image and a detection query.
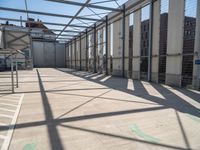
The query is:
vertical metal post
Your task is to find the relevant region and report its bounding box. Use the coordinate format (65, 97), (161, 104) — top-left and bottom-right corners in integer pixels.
(70, 42), (72, 69)
(20, 16), (23, 27)
(94, 23), (97, 73)
(86, 29), (88, 71)
(80, 34), (82, 71)
(15, 54), (18, 88)
(10, 51), (14, 93)
(29, 34), (33, 70)
(148, 0), (153, 82)
(75, 39), (77, 69)
(122, 4), (126, 77)
(105, 16), (108, 75)
(54, 42), (56, 68)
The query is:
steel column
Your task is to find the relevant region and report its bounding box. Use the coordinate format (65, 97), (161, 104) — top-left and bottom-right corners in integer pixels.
(105, 16), (108, 75)
(122, 4), (126, 77)
(148, 0), (153, 82)
(86, 29), (88, 71)
(93, 23), (97, 73)
(74, 39), (77, 69)
(80, 34), (82, 71)
(15, 54), (18, 88)
(70, 43), (72, 69)
(10, 51), (14, 93)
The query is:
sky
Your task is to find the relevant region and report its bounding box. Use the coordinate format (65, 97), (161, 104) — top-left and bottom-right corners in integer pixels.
(0, 0), (127, 36)
(0, 0), (197, 41)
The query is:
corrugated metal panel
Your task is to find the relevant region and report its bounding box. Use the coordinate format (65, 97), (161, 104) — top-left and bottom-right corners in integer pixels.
(44, 42), (55, 67)
(55, 43), (65, 68)
(33, 41), (44, 67)
(32, 41), (65, 68)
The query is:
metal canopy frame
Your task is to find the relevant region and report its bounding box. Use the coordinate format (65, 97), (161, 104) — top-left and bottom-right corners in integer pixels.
(0, 0), (126, 42)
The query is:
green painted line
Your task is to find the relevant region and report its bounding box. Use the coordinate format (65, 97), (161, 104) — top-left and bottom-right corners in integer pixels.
(23, 143), (37, 150)
(130, 124), (160, 143)
(187, 114), (200, 123)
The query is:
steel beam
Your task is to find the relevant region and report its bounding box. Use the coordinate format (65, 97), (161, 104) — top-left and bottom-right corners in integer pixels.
(0, 17), (90, 28)
(0, 27), (81, 34)
(56, 0), (91, 39)
(46, 0), (122, 12)
(0, 7), (101, 22)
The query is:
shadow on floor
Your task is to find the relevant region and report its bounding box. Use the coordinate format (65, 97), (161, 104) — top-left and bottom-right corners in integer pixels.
(1, 68), (199, 150)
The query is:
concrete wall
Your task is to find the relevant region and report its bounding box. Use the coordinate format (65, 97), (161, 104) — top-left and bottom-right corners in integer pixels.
(151, 0), (160, 83)
(112, 19), (123, 76)
(124, 15), (130, 78)
(0, 30), (3, 49)
(166, 0), (184, 87)
(132, 10), (141, 80)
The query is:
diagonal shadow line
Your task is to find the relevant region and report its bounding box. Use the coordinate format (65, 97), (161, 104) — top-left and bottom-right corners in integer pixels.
(175, 88), (200, 104)
(56, 68), (200, 118)
(57, 89), (112, 119)
(1, 87), (109, 95)
(36, 69), (64, 150)
(52, 91), (158, 105)
(0, 106), (167, 131)
(150, 83), (200, 117)
(59, 124), (187, 150)
(175, 110), (191, 150)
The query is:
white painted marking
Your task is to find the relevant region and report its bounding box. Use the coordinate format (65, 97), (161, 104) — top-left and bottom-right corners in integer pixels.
(0, 114), (13, 119)
(0, 108), (15, 113)
(127, 79), (134, 91)
(100, 76), (111, 82)
(1, 94), (24, 150)
(0, 103), (17, 107)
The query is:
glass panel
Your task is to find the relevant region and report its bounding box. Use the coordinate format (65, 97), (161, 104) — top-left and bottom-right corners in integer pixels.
(158, 0), (169, 83)
(181, 0), (197, 87)
(140, 5), (150, 80)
